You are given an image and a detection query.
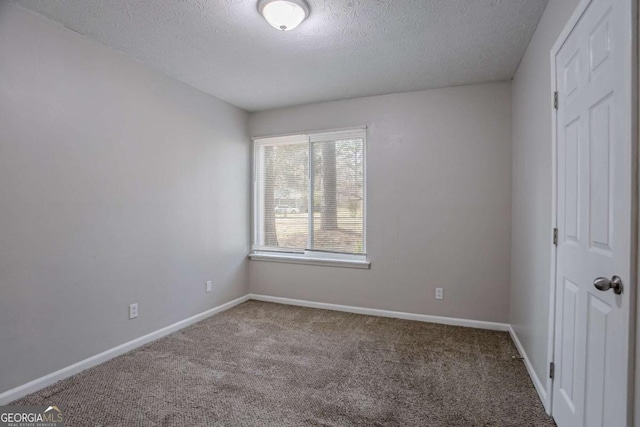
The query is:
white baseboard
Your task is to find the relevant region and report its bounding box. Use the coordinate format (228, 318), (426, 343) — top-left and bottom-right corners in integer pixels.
(508, 325), (549, 413)
(249, 294), (510, 331)
(0, 294), (250, 405)
(0, 292), (521, 406)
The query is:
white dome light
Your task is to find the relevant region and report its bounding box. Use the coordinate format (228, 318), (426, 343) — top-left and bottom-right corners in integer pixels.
(258, 0), (310, 32)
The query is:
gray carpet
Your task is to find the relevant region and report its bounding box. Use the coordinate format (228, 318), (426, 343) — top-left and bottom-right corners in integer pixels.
(13, 301), (555, 426)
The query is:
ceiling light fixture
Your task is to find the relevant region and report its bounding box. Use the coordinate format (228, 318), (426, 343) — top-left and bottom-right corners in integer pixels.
(258, 0), (310, 32)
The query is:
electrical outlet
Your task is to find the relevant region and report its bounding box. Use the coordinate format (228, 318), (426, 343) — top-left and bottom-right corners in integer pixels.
(129, 303), (138, 319)
(206, 280), (212, 293)
(435, 288), (443, 300)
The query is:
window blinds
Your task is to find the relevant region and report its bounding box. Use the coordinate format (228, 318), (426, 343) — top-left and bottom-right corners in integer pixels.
(253, 128), (366, 255)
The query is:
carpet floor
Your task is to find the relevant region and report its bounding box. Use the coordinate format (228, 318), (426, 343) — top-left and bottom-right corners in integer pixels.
(13, 301), (555, 426)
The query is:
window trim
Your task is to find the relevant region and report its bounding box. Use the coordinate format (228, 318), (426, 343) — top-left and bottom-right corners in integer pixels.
(250, 126), (369, 268)
(249, 251), (370, 269)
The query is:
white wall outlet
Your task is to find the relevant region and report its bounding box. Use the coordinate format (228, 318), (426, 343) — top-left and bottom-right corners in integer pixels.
(206, 280), (212, 293)
(129, 303), (138, 319)
(435, 288), (443, 300)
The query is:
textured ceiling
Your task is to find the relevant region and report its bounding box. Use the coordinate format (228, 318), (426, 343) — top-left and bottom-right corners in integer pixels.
(12, 0), (548, 111)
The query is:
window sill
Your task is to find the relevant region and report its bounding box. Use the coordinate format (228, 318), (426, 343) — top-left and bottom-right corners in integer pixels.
(248, 253), (371, 269)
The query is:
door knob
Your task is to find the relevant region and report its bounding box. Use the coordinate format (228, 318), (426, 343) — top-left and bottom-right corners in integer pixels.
(593, 276), (623, 295)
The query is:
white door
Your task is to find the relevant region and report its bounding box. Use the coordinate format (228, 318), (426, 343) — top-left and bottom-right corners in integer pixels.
(552, 0), (634, 426)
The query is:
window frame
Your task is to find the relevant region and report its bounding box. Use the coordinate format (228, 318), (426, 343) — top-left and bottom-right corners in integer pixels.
(250, 126), (369, 269)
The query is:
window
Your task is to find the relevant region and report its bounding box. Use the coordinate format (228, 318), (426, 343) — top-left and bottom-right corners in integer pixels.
(251, 128), (368, 268)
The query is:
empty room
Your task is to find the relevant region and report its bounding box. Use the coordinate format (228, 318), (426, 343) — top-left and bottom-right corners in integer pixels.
(0, 0), (637, 426)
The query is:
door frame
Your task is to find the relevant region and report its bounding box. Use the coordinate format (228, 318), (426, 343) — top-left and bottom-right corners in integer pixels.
(547, 0), (638, 420)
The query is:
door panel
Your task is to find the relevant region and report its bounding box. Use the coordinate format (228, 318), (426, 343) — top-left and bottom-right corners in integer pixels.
(588, 94), (613, 253)
(560, 278), (579, 407)
(564, 117), (581, 243)
(584, 294), (610, 426)
(589, 11), (612, 80)
(552, 0), (633, 426)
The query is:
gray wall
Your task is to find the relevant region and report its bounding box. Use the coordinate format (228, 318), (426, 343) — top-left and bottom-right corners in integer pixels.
(636, 13), (640, 426)
(509, 0), (580, 385)
(0, 3), (250, 394)
(249, 82), (512, 323)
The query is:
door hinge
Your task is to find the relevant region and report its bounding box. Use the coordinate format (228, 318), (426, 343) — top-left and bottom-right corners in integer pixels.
(553, 91), (559, 110)
(553, 228), (558, 246)
(549, 362), (555, 379)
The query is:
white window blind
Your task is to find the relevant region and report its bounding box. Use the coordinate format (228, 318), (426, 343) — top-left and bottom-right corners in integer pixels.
(253, 128), (366, 258)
